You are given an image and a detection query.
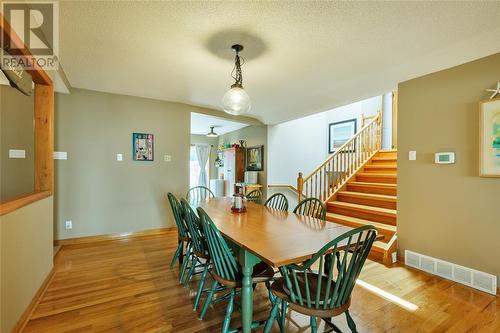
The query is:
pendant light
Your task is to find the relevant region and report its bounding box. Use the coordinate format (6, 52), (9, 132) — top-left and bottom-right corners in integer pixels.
(206, 126), (218, 137)
(222, 44), (251, 115)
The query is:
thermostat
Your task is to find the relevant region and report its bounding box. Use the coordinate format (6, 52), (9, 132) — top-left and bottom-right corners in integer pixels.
(435, 152), (455, 164)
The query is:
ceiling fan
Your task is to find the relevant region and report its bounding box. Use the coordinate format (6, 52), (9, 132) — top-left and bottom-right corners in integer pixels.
(206, 126), (218, 137)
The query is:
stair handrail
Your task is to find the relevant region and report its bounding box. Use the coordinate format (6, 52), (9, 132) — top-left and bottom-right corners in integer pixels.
(297, 111), (382, 203)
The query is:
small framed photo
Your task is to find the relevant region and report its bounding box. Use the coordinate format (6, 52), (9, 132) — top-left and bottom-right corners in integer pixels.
(246, 145), (264, 171)
(329, 119), (357, 153)
(133, 133), (154, 161)
(479, 98), (500, 177)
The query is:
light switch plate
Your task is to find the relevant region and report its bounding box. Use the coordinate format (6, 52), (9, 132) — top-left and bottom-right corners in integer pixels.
(164, 155), (172, 162)
(116, 153), (123, 161)
(54, 151), (67, 160)
(9, 149), (25, 158)
(409, 150), (417, 161)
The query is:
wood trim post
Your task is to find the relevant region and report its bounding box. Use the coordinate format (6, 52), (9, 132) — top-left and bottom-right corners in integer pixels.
(297, 172), (303, 202)
(34, 84), (54, 192)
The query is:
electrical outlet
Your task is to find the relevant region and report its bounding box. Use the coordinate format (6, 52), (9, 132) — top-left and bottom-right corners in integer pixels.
(164, 154), (172, 162)
(65, 220), (73, 230)
(116, 153), (123, 161)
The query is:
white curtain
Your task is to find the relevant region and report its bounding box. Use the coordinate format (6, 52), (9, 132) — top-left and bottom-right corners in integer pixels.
(195, 145), (210, 187)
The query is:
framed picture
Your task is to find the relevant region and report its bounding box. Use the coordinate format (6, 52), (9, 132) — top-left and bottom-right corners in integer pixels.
(329, 119), (357, 153)
(246, 145), (264, 171)
(479, 98), (500, 177)
(133, 133), (154, 161)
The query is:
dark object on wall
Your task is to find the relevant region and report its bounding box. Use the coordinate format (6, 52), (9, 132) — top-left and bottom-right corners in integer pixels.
(328, 119), (357, 153)
(1, 49), (33, 96)
(246, 145), (264, 171)
(133, 133), (154, 161)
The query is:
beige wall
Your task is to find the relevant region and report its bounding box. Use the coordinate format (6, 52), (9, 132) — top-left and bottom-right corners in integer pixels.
(218, 125), (268, 198)
(0, 85), (35, 200)
(190, 134), (218, 181)
(0, 197), (53, 333)
(398, 52), (500, 277)
(55, 88), (196, 240)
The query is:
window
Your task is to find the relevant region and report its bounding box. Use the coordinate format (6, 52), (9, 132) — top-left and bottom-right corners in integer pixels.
(189, 145), (209, 188)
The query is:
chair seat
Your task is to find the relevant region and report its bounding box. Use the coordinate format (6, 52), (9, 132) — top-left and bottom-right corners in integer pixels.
(212, 261), (275, 288)
(270, 275), (351, 318)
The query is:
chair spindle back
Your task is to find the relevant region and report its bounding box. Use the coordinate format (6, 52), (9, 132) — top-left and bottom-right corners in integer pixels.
(167, 192), (189, 238)
(293, 197), (326, 220)
(264, 193), (289, 211)
(186, 186), (215, 202)
(197, 207), (239, 281)
(180, 199), (207, 256)
(280, 226), (377, 310)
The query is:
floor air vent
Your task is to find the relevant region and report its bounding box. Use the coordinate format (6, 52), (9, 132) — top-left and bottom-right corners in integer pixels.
(405, 250), (497, 295)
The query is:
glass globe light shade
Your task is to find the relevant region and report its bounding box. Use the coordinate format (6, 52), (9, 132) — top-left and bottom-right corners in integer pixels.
(222, 86), (251, 115)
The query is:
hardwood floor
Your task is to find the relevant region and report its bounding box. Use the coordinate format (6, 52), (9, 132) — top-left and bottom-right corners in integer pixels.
(24, 230), (499, 332)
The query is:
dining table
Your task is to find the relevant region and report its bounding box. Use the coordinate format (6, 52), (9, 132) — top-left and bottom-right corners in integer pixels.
(196, 197), (363, 333)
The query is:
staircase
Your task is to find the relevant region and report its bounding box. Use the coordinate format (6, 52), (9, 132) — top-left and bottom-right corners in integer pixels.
(325, 150), (397, 265)
(292, 112), (398, 266)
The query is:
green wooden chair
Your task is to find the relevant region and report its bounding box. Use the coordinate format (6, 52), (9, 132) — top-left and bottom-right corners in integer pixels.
(265, 193), (289, 211)
(246, 189), (263, 204)
(167, 193), (190, 266)
(263, 225), (378, 333)
(186, 186), (215, 202)
(179, 199), (216, 310)
(293, 197), (326, 220)
(197, 207), (275, 331)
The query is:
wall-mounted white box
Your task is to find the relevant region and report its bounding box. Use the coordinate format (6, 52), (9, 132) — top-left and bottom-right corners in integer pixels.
(409, 150), (417, 161)
(116, 153), (123, 161)
(54, 151), (68, 160)
(9, 149), (26, 158)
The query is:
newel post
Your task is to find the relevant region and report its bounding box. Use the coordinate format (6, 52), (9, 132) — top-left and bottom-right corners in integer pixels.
(297, 172), (304, 202)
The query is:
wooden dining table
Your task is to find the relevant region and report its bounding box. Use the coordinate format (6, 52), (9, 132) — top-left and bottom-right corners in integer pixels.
(196, 197), (361, 333)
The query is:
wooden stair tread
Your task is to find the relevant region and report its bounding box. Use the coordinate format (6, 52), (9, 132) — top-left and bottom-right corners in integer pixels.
(357, 173), (396, 177)
(329, 201), (397, 216)
(326, 213), (396, 232)
(372, 241), (389, 252)
(364, 165), (397, 170)
(349, 181), (396, 188)
(372, 157), (397, 161)
(337, 191), (396, 202)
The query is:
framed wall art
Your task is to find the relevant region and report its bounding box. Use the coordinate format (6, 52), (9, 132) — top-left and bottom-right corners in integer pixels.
(246, 145), (264, 171)
(133, 133), (154, 161)
(479, 98), (500, 177)
(329, 119), (357, 153)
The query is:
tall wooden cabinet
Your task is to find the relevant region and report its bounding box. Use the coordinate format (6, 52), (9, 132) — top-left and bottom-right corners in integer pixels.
(222, 147), (245, 196)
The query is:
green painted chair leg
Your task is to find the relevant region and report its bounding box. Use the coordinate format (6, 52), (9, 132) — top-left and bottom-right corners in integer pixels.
(280, 300), (287, 333)
(193, 264), (208, 310)
(183, 256), (197, 287)
(346, 310), (358, 333)
(199, 281), (218, 320)
(221, 289), (235, 333)
(179, 245), (192, 283)
(263, 298), (280, 333)
(170, 241), (183, 268)
(310, 316), (317, 333)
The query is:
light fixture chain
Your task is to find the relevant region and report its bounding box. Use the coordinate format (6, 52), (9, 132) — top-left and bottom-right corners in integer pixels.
(230, 52), (243, 87)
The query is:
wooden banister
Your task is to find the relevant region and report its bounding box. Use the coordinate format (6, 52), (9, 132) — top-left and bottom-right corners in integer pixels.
(297, 112), (382, 203)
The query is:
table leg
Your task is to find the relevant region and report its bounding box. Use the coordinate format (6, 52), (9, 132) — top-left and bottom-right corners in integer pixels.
(239, 249), (260, 333)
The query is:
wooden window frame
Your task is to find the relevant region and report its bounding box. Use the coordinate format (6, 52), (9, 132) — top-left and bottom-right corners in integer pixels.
(0, 14), (54, 216)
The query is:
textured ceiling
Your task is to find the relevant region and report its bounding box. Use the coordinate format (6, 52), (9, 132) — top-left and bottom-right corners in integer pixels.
(59, 1), (500, 124)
